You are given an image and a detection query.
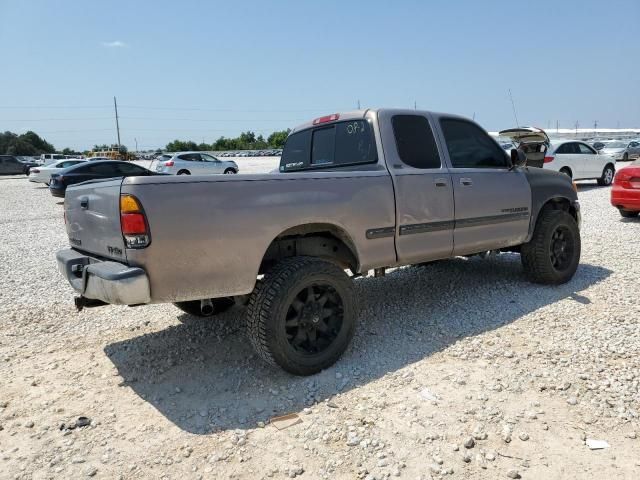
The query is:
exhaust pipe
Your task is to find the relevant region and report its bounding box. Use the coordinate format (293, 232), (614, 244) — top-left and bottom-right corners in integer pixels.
(200, 299), (214, 316)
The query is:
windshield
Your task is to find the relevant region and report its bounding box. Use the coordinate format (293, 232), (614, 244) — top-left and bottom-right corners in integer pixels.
(604, 142), (626, 149)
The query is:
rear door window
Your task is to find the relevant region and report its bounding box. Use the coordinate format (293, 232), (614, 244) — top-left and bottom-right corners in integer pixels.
(87, 163), (120, 175)
(280, 119), (377, 171)
(391, 115), (441, 169)
(178, 154), (200, 162)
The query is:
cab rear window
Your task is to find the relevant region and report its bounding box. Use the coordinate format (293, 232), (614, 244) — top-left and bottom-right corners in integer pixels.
(280, 119), (377, 172)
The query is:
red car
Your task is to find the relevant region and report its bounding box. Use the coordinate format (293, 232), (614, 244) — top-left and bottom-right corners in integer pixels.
(611, 160), (640, 218)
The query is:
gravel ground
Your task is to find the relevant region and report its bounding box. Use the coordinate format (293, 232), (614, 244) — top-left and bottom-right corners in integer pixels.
(0, 161), (639, 480)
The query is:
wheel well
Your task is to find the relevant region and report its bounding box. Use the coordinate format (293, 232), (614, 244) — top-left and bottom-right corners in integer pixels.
(260, 224), (359, 274)
(559, 166), (572, 177)
(177, 169), (190, 174)
(541, 197), (578, 222)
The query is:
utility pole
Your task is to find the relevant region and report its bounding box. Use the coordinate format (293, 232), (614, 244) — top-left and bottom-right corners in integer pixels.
(508, 89), (519, 127)
(113, 96), (121, 151)
(594, 120), (598, 136)
(134, 138), (138, 153)
(575, 121), (579, 136)
(556, 120), (559, 133)
(472, 112), (476, 121)
(414, 101), (417, 110)
(357, 99), (361, 109)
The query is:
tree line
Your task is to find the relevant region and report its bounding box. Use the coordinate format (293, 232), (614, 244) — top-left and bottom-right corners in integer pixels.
(0, 128), (291, 156)
(0, 131), (56, 156)
(165, 129), (290, 152)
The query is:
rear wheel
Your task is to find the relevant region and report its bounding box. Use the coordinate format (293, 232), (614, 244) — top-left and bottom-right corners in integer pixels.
(173, 297), (235, 317)
(177, 170), (191, 175)
(597, 164), (615, 186)
(623, 153), (629, 161)
(246, 257), (356, 375)
(223, 168), (236, 174)
(521, 209), (581, 284)
(559, 167), (572, 178)
(619, 209), (639, 218)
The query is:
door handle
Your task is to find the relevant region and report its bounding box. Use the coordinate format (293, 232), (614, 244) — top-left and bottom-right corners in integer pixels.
(80, 197), (89, 209)
(434, 178), (447, 187)
(460, 178), (473, 186)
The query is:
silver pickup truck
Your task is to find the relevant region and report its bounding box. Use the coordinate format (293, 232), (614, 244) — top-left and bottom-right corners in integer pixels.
(57, 109), (581, 375)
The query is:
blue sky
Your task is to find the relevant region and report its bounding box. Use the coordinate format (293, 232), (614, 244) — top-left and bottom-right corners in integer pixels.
(1, 0), (638, 150)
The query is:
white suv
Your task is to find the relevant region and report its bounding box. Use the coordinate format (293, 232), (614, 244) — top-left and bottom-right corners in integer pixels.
(154, 152), (238, 175)
(545, 140), (615, 185)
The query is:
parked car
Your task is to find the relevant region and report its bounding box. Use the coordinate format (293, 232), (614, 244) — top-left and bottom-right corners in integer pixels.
(40, 154), (66, 165)
(56, 109), (581, 375)
(0, 155), (38, 175)
(28, 159), (87, 185)
(611, 160), (640, 218)
(49, 161), (161, 198)
(154, 152), (238, 175)
(545, 140), (616, 185)
(600, 140), (640, 161)
(88, 156), (111, 162)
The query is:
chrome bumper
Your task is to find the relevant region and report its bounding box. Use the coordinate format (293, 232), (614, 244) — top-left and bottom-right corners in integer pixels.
(56, 248), (151, 305)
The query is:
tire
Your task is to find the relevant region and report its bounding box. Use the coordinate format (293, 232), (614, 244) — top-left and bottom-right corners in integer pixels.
(597, 164), (615, 186)
(559, 167), (572, 178)
(173, 297), (235, 317)
(521, 209), (581, 285)
(246, 256), (356, 376)
(177, 170), (190, 175)
(223, 168), (236, 174)
(619, 209), (639, 218)
(623, 153), (629, 161)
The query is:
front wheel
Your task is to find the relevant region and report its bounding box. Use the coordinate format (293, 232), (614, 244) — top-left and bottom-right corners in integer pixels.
(223, 168), (236, 174)
(246, 257), (356, 375)
(597, 164), (615, 186)
(623, 153), (629, 161)
(521, 209), (581, 284)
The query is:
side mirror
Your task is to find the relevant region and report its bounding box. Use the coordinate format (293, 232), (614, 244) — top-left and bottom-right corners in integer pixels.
(510, 149), (527, 167)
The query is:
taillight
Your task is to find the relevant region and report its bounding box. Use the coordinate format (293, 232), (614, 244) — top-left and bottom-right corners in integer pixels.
(614, 170), (640, 189)
(543, 156), (555, 163)
(120, 194), (150, 248)
(164, 160), (174, 167)
(312, 113), (340, 125)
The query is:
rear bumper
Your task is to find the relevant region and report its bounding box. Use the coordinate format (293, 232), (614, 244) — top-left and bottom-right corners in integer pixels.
(611, 187), (640, 210)
(56, 248), (151, 305)
(49, 186), (65, 197)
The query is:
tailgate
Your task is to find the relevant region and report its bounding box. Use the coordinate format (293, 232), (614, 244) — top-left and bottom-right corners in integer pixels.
(64, 178), (127, 261)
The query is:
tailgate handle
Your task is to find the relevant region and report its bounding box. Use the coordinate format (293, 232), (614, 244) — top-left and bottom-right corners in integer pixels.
(79, 197), (89, 209)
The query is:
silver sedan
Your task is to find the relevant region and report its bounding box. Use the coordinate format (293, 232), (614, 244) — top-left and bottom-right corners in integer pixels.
(155, 152), (239, 175)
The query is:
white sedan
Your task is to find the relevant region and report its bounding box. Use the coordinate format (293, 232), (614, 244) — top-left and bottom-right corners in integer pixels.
(28, 159), (87, 185)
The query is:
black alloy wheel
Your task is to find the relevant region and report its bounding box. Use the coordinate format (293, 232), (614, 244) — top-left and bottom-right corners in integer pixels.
(284, 284), (344, 355)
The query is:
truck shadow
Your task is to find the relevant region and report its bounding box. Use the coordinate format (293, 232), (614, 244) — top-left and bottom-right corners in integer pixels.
(104, 254), (611, 434)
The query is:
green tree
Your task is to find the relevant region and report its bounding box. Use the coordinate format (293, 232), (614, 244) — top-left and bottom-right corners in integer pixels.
(0, 130), (56, 155)
(267, 129), (290, 148)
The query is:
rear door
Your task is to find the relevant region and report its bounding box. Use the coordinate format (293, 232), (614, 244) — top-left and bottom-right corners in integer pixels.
(555, 143), (584, 178)
(378, 111), (454, 263)
(437, 117), (531, 255)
